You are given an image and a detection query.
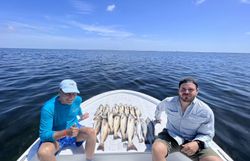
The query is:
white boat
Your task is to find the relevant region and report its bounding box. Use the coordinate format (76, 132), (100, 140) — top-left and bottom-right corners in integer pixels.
(17, 90), (233, 161)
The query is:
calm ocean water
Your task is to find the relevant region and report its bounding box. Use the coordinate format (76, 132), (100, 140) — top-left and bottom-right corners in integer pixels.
(0, 48), (249, 161)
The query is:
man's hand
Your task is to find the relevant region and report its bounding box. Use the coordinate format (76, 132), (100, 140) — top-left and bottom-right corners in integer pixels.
(67, 124), (79, 137)
(181, 141), (199, 156)
(80, 112), (89, 120)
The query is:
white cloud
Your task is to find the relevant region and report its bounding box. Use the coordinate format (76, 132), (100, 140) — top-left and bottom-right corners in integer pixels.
(71, 0), (94, 14)
(1, 31), (250, 53)
(6, 21), (48, 33)
(2, 20), (133, 39)
(69, 21), (133, 38)
(107, 4), (116, 12)
(7, 25), (15, 32)
(0, 32), (157, 51)
(241, 0), (250, 4)
(194, 0), (206, 5)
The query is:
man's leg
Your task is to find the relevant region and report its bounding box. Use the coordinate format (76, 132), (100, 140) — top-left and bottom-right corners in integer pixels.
(200, 156), (223, 161)
(77, 127), (96, 160)
(152, 128), (180, 161)
(152, 139), (169, 161)
(37, 142), (59, 161)
(197, 148), (223, 161)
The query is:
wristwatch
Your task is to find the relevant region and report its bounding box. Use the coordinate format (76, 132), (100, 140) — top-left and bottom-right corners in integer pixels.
(194, 140), (205, 151)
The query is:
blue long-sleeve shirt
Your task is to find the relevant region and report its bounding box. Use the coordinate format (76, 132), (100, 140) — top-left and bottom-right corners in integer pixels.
(155, 96), (215, 147)
(39, 96), (83, 142)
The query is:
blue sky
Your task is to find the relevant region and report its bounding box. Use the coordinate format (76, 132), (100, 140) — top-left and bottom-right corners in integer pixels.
(0, 0), (250, 53)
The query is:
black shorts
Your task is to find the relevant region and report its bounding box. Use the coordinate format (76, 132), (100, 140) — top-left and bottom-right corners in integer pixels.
(155, 128), (220, 160)
(155, 128), (180, 153)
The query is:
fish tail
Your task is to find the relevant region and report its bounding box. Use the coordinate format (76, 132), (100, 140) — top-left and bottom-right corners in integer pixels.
(127, 143), (138, 151)
(97, 143), (104, 151)
(144, 140), (149, 144)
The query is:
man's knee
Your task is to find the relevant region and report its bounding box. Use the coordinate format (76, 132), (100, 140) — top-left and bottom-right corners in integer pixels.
(80, 127), (96, 137)
(38, 146), (53, 158)
(152, 140), (168, 155)
(37, 142), (57, 159)
(84, 128), (96, 136)
(88, 128), (96, 136)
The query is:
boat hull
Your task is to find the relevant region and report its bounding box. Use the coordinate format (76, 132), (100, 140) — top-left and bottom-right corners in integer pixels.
(17, 90), (232, 161)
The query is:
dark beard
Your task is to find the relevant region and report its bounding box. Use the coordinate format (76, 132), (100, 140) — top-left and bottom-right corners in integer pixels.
(180, 95), (195, 103)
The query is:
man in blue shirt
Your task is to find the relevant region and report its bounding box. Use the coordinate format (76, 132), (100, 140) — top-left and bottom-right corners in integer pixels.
(38, 79), (96, 161)
(152, 77), (222, 161)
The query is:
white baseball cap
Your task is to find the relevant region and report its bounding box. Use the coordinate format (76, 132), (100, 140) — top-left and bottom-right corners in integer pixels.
(59, 79), (80, 94)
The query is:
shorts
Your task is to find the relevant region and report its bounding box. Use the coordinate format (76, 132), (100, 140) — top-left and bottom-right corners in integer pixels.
(155, 128), (180, 154)
(38, 122), (84, 154)
(155, 128), (220, 161)
(57, 136), (81, 149)
(57, 122), (84, 149)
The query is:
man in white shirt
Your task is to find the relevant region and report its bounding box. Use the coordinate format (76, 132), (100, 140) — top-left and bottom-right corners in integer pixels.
(152, 77), (222, 161)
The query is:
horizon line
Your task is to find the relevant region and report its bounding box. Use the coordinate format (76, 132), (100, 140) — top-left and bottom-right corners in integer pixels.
(0, 47), (249, 54)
